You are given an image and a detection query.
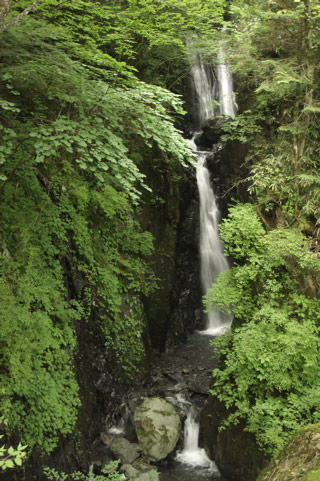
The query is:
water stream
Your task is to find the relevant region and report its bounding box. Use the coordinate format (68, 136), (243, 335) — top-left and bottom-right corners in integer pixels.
(168, 45), (236, 475)
(189, 47), (235, 335)
(176, 406), (215, 468)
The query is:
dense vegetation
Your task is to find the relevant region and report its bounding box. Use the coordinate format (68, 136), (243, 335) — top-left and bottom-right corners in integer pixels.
(0, 0), (224, 470)
(2, 0), (320, 476)
(205, 0), (320, 458)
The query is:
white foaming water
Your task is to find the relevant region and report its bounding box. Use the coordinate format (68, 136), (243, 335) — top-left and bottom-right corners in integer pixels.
(108, 425), (125, 435)
(89, 463), (94, 481)
(196, 151), (232, 333)
(190, 61), (215, 128)
(216, 48), (237, 118)
(176, 408), (219, 473)
(187, 41), (218, 129)
(108, 415), (125, 435)
(200, 323), (231, 337)
(188, 45), (235, 333)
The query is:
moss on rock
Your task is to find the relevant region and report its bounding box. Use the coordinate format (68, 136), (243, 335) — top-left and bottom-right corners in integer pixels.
(257, 424), (320, 481)
(133, 397), (180, 461)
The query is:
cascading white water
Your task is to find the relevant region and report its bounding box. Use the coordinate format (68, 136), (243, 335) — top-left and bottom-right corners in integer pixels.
(216, 48), (237, 118)
(176, 407), (217, 470)
(187, 41), (218, 129)
(88, 463), (94, 481)
(189, 47), (235, 335)
(108, 419), (125, 435)
(196, 153), (231, 334)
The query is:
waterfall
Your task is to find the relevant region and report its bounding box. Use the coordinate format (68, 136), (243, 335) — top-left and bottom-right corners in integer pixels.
(216, 48), (237, 118)
(88, 463), (94, 481)
(188, 46), (235, 335)
(196, 153), (231, 334)
(189, 62), (216, 129)
(176, 407), (217, 470)
(173, 394), (220, 474)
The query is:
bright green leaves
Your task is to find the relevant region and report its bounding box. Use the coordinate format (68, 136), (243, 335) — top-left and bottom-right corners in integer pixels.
(206, 204), (320, 321)
(205, 0), (320, 461)
(222, 0), (320, 228)
(206, 203), (320, 456)
(217, 203), (265, 260)
(0, 175), (81, 453)
(43, 460), (127, 481)
(123, 0), (226, 48)
(0, 11), (193, 456)
(211, 310), (320, 456)
(0, 432), (27, 471)
(0, 21), (192, 201)
(0, 274), (80, 453)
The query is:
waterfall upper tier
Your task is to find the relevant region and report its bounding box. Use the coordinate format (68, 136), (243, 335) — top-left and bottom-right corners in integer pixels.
(216, 47), (237, 118)
(188, 44), (237, 128)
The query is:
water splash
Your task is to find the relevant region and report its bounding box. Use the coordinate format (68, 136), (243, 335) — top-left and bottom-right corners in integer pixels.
(176, 407), (219, 472)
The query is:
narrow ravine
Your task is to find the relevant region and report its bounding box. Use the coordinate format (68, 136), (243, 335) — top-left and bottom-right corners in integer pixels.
(89, 45), (237, 481)
(158, 46), (237, 480)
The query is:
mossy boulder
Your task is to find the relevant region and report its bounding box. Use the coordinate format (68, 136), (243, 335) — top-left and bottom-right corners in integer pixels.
(133, 397), (180, 461)
(257, 424), (320, 481)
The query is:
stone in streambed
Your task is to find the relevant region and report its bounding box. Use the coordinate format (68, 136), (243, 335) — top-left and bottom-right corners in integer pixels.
(133, 397), (180, 461)
(100, 433), (140, 464)
(121, 462), (160, 481)
(134, 470), (159, 481)
(100, 432), (114, 447)
(120, 464), (139, 478)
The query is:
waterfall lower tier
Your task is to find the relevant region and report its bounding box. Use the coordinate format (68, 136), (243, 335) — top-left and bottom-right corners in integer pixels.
(176, 407), (217, 471)
(187, 135), (232, 334)
(196, 151), (232, 334)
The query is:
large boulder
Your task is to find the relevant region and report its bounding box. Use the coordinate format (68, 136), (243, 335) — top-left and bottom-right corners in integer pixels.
(256, 424), (320, 481)
(133, 397), (181, 461)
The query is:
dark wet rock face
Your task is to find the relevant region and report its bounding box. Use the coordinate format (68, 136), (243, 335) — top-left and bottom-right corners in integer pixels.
(201, 396), (266, 481)
(195, 116), (233, 148)
(165, 166), (203, 349)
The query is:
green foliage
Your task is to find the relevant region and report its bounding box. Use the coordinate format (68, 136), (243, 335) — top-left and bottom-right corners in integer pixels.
(0, 423), (27, 470)
(0, 1), (196, 458)
(7, 0), (226, 93)
(206, 204), (320, 456)
(217, 0), (320, 228)
(205, 0), (320, 456)
(44, 460), (124, 481)
(43, 460), (159, 481)
(0, 173), (81, 453)
(212, 313), (320, 456)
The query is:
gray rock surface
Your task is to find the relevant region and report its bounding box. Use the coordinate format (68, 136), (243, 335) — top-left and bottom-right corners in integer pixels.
(134, 397), (181, 461)
(120, 463), (139, 478)
(100, 433), (140, 464)
(134, 470), (159, 481)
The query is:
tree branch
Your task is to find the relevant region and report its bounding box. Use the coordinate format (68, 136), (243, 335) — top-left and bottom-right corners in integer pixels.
(1, 0), (42, 33)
